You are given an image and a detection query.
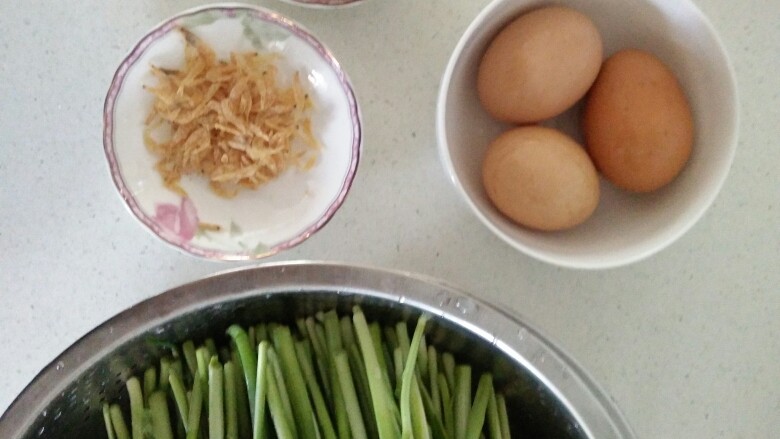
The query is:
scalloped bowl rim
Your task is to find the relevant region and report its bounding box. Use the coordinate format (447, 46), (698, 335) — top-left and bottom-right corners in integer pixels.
(276, 0), (368, 8)
(103, 3), (362, 261)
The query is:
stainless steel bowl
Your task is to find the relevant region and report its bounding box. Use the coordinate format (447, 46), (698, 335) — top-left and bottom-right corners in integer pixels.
(0, 262), (634, 439)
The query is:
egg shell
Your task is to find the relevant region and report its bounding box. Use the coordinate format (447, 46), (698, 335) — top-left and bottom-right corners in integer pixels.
(482, 126), (600, 231)
(582, 49), (694, 193)
(477, 6), (603, 124)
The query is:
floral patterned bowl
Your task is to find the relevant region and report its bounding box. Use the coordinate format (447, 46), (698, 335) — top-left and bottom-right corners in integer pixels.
(104, 3), (361, 260)
(276, 0), (368, 8)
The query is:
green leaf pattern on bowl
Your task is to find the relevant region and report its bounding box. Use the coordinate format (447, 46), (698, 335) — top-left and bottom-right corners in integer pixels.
(194, 222), (270, 255)
(229, 220), (243, 237)
(181, 11), (220, 28)
(194, 224), (212, 239)
(240, 13), (290, 50)
(253, 242), (270, 255)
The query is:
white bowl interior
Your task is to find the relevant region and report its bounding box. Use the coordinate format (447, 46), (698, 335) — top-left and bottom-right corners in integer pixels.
(108, 6), (359, 258)
(438, 0), (738, 268)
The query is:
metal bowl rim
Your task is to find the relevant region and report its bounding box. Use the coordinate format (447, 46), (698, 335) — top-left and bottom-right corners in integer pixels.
(0, 261), (634, 439)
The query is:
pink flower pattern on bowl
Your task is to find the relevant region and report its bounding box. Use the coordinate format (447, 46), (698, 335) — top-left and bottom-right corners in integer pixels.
(154, 198), (199, 243)
(103, 5), (361, 260)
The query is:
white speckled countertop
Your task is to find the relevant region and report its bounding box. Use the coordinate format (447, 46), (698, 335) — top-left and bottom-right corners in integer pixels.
(0, 0), (778, 437)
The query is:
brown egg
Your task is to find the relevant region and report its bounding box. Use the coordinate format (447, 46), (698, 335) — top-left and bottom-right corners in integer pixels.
(582, 49), (694, 192)
(477, 6), (603, 124)
(482, 126), (600, 231)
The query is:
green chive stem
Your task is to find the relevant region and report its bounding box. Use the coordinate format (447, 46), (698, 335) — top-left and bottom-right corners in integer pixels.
(296, 340), (337, 439)
(149, 391), (174, 439)
(267, 347), (297, 437)
(227, 325), (258, 417)
(209, 357), (225, 439)
(102, 403), (116, 439)
(486, 384), (502, 439)
(272, 325), (318, 439)
(454, 366), (472, 439)
(348, 343), (379, 439)
(205, 339), (218, 360)
(231, 349), (252, 439)
(126, 377), (144, 439)
(411, 378), (431, 439)
(353, 306), (400, 439)
(265, 350), (296, 439)
(186, 374), (203, 439)
(335, 350), (368, 439)
(340, 316), (356, 348)
(143, 367), (157, 405)
(253, 341), (270, 439)
(169, 368), (190, 431)
(182, 341), (198, 380)
(427, 346), (440, 418)
(109, 404), (130, 439)
(416, 375), (447, 439)
(400, 315), (430, 439)
(438, 373), (454, 439)
(465, 375), (491, 439)
(159, 357), (172, 392)
(394, 347), (404, 398)
(496, 396), (510, 439)
(224, 361), (239, 439)
(442, 354), (456, 395)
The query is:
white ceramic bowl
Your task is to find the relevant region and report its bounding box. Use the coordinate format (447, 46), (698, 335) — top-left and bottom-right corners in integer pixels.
(437, 0), (738, 269)
(104, 3), (361, 260)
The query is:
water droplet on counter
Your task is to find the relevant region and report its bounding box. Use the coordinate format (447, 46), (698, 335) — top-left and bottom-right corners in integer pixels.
(54, 410), (62, 420)
(565, 422), (582, 434)
(454, 298), (477, 315)
(38, 426), (45, 436)
(42, 410), (47, 417)
(531, 351), (546, 364)
(517, 328), (528, 340)
(55, 361), (65, 371)
(435, 291), (452, 307)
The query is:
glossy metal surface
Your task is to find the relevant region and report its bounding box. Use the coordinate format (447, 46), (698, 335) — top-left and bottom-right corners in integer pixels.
(0, 262), (633, 439)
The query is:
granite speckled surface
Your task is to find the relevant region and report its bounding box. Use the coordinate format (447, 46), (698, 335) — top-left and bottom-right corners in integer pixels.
(0, 0), (778, 437)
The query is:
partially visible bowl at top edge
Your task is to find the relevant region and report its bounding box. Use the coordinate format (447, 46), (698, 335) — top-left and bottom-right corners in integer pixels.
(276, 0), (369, 9)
